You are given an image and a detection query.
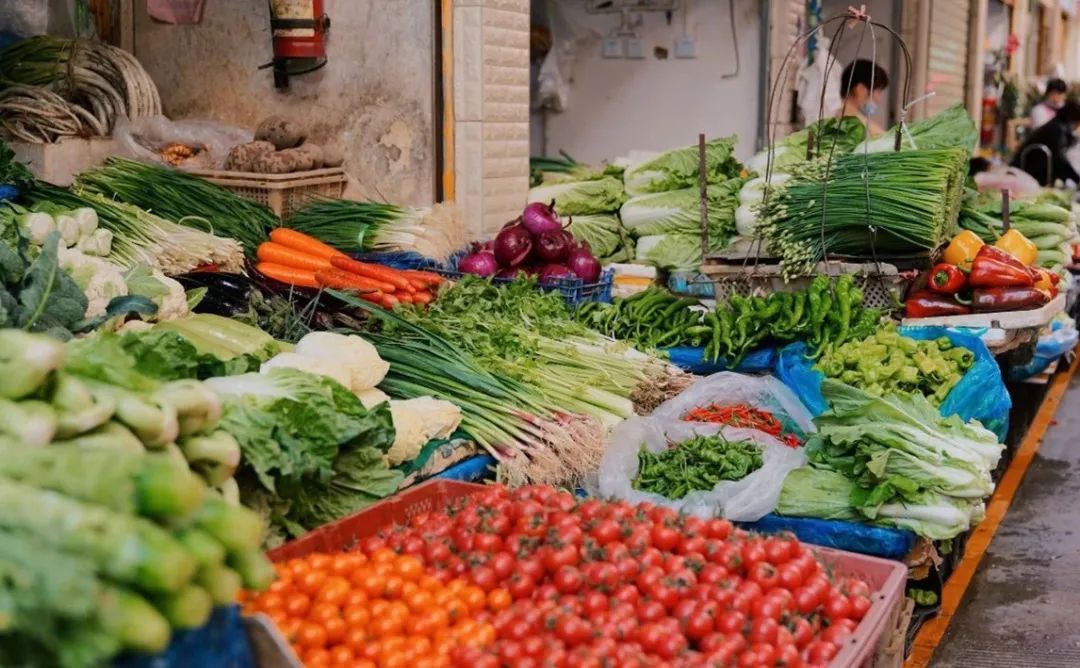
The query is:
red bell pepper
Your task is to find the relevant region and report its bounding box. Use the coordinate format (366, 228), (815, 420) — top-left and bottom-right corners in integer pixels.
(928, 263), (966, 294)
(971, 286), (1051, 312)
(968, 245), (1034, 288)
(905, 291), (972, 318)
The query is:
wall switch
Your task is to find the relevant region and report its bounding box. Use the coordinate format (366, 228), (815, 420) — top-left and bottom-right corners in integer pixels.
(625, 37), (645, 59)
(675, 35), (696, 59)
(602, 37), (623, 59)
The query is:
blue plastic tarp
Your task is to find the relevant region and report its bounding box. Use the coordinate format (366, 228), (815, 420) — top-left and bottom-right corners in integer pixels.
(113, 606), (255, 668)
(739, 514), (916, 560)
(663, 346), (777, 375)
(775, 326), (1012, 441)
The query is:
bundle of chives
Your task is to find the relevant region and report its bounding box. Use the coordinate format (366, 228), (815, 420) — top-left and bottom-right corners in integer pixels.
(286, 198), (465, 263)
(758, 148), (968, 278)
(77, 157), (275, 255)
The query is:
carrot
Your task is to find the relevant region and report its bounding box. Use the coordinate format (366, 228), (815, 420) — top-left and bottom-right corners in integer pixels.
(314, 268), (388, 295)
(329, 256), (414, 292)
(257, 242), (333, 272)
(382, 294), (400, 308)
(270, 228), (348, 260)
(403, 270), (444, 287)
(411, 290), (434, 306)
(396, 293), (415, 304)
(256, 262), (319, 288)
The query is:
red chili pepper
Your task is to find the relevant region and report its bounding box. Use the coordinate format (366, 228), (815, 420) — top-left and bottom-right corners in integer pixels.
(928, 263), (966, 294)
(971, 286), (1051, 312)
(905, 290), (972, 318)
(682, 403), (802, 447)
(968, 245), (1035, 288)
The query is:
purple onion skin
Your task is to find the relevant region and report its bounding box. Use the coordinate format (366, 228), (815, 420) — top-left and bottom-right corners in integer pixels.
(535, 229), (570, 263)
(539, 263), (575, 284)
(566, 249), (602, 283)
(494, 225), (534, 267)
(522, 201), (563, 236)
(458, 251), (499, 277)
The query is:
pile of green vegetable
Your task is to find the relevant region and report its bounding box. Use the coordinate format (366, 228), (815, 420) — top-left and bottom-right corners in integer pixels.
(744, 117), (867, 175)
(0, 232), (88, 336)
(758, 148), (969, 278)
(855, 104), (978, 154)
(777, 380), (1003, 539)
(959, 190), (1078, 269)
(816, 327), (974, 405)
(576, 275), (882, 364)
(0, 329), (270, 667)
(633, 434), (763, 499)
(0, 138), (33, 190)
(76, 157), (275, 255)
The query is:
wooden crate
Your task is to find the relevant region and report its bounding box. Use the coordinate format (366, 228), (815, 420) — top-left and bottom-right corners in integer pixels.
(184, 167), (347, 218)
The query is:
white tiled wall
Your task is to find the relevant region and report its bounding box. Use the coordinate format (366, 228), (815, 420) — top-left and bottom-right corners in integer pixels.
(453, 0), (531, 238)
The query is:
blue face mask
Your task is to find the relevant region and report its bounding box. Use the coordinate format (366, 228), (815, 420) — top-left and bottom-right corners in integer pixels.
(860, 101), (878, 117)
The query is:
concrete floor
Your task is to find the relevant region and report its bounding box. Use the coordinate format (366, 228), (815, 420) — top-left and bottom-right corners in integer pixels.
(931, 372), (1080, 667)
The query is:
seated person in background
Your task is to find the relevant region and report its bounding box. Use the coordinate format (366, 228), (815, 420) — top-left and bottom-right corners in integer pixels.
(1030, 78), (1069, 130)
(838, 59), (889, 138)
(1011, 100), (1080, 187)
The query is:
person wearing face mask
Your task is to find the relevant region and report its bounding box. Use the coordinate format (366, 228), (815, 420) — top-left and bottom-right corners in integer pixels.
(1029, 78), (1069, 130)
(838, 59), (890, 138)
(1011, 100), (1080, 186)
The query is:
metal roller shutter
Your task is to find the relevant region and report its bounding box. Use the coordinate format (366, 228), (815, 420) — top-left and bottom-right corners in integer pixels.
(926, 0), (972, 117)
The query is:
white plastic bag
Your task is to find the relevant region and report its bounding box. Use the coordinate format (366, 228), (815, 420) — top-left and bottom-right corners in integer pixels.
(597, 418), (807, 521)
(112, 115), (253, 170)
(974, 167), (1042, 196)
(651, 372), (816, 439)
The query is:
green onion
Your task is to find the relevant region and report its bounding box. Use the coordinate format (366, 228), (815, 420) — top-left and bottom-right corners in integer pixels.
(76, 157), (275, 255)
(286, 198), (465, 263)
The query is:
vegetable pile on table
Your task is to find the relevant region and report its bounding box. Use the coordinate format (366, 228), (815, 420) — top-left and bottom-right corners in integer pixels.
(633, 434), (765, 499)
(682, 403), (803, 447)
(959, 189), (1079, 270)
(816, 327), (974, 405)
(905, 234), (1058, 318)
(0, 329), (271, 667)
(458, 201), (604, 286)
(577, 275), (882, 364)
(778, 380), (1004, 539)
(248, 484), (881, 667)
(255, 227), (443, 308)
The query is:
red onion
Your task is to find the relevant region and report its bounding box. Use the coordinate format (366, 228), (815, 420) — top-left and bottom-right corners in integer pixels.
(566, 248), (602, 283)
(458, 251), (499, 277)
(539, 264), (576, 284)
(535, 229), (570, 263)
(493, 224), (533, 267)
(522, 201), (563, 236)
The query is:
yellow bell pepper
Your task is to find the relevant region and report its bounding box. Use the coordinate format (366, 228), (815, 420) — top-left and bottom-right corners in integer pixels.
(993, 229), (1038, 266)
(943, 231), (984, 271)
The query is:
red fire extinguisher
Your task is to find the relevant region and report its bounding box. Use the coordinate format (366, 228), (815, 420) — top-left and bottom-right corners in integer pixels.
(267, 0), (330, 89)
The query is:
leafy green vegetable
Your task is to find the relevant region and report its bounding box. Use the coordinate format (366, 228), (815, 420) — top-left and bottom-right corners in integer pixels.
(12, 232), (87, 333)
(858, 104), (978, 153)
(620, 178), (743, 238)
(776, 467), (859, 520)
(634, 233), (709, 272)
(528, 176), (626, 216)
(0, 138), (33, 191)
(565, 214), (625, 258)
(745, 117), (867, 173)
(623, 136), (742, 195)
(633, 434), (763, 499)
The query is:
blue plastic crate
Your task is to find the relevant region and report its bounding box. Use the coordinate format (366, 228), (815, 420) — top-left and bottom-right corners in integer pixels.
(439, 251), (613, 306)
(348, 250), (440, 271)
(113, 606), (256, 668)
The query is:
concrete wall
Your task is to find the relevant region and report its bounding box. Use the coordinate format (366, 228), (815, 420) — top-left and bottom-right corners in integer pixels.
(132, 0), (437, 206)
(538, 0), (763, 164)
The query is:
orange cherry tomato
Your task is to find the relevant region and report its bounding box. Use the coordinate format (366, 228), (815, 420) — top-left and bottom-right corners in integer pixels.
(395, 555), (424, 582)
(283, 592), (311, 618)
(487, 588), (511, 612)
(298, 570), (327, 596)
(344, 606), (371, 629)
(323, 616), (346, 644)
(296, 621), (328, 649)
(329, 644), (355, 665)
(317, 576), (351, 606)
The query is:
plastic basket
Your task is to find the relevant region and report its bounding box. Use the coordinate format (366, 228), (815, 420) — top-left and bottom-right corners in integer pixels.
(438, 251), (613, 306)
(185, 167), (347, 219)
(700, 260), (911, 311)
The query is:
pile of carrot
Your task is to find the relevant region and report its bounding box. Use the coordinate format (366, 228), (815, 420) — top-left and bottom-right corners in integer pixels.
(255, 228), (443, 309)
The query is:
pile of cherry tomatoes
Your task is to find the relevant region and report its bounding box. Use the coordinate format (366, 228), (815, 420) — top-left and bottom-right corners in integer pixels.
(246, 484), (878, 667)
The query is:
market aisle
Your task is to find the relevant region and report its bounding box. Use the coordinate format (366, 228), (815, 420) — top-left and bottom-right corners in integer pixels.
(931, 372), (1080, 667)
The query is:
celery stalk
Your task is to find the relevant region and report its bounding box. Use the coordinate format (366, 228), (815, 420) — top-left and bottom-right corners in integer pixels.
(152, 585), (213, 630)
(194, 496), (264, 555)
(228, 549), (275, 591)
(100, 585), (172, 653)
(197, 565), (243, 605)
(175, 528), (226, 570)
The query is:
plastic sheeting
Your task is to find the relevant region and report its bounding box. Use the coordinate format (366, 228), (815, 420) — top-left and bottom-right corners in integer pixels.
(739, 514), (916, 560)
(113, 606), (256, 668)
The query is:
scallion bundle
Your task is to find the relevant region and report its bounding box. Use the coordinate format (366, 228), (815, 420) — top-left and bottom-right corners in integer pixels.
(285, 199), (465, 263)
(758, 148), (968, 277)
(76, 157), (275, 254)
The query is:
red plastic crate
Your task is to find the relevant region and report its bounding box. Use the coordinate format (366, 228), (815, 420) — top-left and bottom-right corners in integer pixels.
(268, 480), (906, 668)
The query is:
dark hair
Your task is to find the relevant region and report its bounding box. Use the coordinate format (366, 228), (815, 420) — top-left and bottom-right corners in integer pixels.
(840, 59), (889, 97)
(1054, 100), (1080, 124)
(1046, 78), (1068, 95)
(969, 157), (991, 176)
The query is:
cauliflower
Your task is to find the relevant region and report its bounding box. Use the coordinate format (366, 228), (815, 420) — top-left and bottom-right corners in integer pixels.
(55, 214), (81, 247)
(151, 271), (189, 321)
(293, 331), (390, 393)
(356, 388), (390, 409)
(19, 212), (55, 245)
(386, 397), (463, 465)
(58, 247), (127, 319)
(260, 352), (354, 390)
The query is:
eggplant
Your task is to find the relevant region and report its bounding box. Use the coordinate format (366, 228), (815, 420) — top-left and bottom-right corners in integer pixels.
(175, 272), (254, 317)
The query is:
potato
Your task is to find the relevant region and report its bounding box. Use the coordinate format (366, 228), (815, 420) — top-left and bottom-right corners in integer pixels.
(254, 115), (305, 150)
(224, 140), (275, 171)
(321, 144), (344, 168)
(252, 150), (300, 174)
(294, 142), (324, 169)
(277, 147), (315, 172)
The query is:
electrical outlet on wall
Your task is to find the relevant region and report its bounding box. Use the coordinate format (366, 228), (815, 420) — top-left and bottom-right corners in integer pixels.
(625, 37), (645, 59)
(602, 36), (624, 59)
(675, 35), (696, 59)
